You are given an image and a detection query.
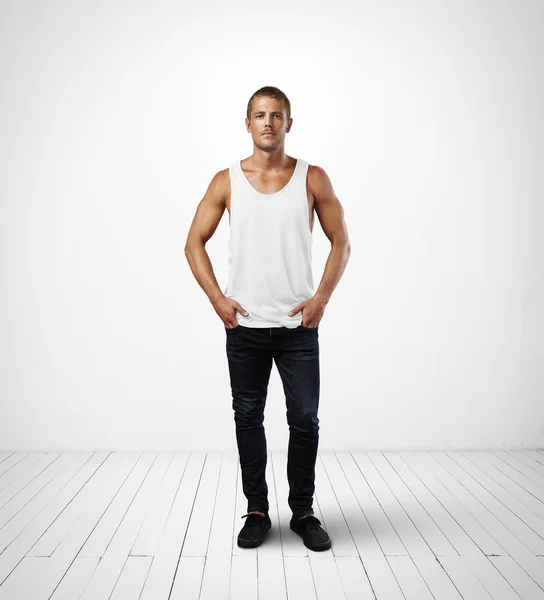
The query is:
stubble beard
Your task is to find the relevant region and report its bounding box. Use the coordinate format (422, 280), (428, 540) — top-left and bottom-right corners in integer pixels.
(256, 137), (281, 153)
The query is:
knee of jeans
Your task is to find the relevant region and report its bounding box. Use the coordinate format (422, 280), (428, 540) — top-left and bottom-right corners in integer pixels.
(287, 413), (319, 434)
(233, 398), (265, 424)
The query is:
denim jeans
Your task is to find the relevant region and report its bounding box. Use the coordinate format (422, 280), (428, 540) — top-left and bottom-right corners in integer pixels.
(225, 324), (320, 519)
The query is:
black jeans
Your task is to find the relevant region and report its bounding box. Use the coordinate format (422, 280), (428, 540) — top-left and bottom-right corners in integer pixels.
(225, 324), (320, 519)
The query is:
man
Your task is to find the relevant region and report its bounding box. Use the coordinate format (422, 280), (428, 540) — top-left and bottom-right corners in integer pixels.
(184, 86), (350, 552)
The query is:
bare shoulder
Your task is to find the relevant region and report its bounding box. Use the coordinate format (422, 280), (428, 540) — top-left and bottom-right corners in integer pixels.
(205, 167), (230, 205)
(185, 166), (232, 248)
(305, 163), (350, 245)
(307, 164), (337, 204)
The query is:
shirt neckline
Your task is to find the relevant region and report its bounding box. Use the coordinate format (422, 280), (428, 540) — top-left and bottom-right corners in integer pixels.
(238, 159), (299, 197)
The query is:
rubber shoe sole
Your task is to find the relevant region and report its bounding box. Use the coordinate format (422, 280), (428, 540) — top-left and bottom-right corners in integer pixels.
(237, 513), (272, 548)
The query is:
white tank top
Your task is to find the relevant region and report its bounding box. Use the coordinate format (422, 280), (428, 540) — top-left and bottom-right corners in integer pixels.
(223, 158), (314, 328)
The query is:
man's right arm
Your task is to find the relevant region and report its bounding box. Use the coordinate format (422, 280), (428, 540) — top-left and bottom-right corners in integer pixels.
(184, 169), (229, 306)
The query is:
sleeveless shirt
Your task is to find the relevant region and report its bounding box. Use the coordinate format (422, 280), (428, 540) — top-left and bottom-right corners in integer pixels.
(223, 158), (314, 328)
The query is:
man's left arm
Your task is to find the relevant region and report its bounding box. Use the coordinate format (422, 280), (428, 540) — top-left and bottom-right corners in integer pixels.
(288, 165), (351, 326)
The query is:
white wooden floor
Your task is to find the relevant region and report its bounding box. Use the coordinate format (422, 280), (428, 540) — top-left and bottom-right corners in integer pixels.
(0, 450), (544, 600)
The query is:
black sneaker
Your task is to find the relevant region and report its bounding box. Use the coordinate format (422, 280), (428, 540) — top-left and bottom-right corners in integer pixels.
(290, 515), (331, 551)
(237, 512), (272, 548)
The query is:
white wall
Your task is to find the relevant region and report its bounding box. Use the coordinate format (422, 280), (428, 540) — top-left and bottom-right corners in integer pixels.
(1, 0), (543, 451)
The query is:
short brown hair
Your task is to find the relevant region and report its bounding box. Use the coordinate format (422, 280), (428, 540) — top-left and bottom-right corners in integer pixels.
(246, 86), (291, 121)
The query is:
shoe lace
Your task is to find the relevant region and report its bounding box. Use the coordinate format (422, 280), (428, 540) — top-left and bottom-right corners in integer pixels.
(241, 513), (266, 526)
(300, 515), (322, 529)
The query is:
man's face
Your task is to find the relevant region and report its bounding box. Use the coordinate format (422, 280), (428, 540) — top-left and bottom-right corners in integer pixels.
(246, 96), (292, 153)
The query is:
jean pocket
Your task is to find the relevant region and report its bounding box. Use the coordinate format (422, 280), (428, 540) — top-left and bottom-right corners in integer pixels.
(299, 324), (319, 330)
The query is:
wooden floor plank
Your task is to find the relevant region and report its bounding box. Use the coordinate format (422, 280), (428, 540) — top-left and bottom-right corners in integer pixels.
(401, 451), (507, 556)
(258, 451), (288, 600)
(509, 451), (544, 477)
(139, 452), (202, 600)
(0, 453), (44, 488)
(110, 556), (152, 600)
(50, 556), (100, 599)
(459, 452), (544, 520)
(369, 451), (458, 557)
(384, 452), (477, 557)
(78, 452), (173, 599)
(459, 552), (525, 600)
(315, 452), (358, 557)
(486, 453), (544, 502)
(0, 450), (544, 599)
(415, 452), (544, 590)
(334, 556), (375, 600)
(199, 452), (239, 600)
(336, 452), (406, 557)
(387, 555), (435, 600)
(284, 556), (317, 600)
(488, 555), (544, 600)
(433, 451), (544, 555)
(438, 554), (494, 599)
(0, 453), (75, 530)
(494, 452), (544, 490)
(0, 452), (93, 555)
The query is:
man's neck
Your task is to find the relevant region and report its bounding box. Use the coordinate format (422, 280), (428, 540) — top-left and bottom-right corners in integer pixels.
(249, 149), (292, 172)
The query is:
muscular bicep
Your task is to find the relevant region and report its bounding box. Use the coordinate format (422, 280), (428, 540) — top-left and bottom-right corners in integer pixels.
(311, 166), (350, 246)
(185, 170), (228, 248)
